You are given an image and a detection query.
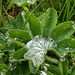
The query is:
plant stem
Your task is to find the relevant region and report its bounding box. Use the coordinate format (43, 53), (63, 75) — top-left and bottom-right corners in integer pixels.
(45, 55), (58, 64)
(21, 0), (43, 30)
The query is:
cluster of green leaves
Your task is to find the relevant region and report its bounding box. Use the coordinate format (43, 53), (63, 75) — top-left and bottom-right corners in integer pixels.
(0, 0), (75, 75)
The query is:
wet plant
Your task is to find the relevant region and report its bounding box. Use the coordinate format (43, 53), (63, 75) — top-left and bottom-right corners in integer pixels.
(0, 0), (75, 75)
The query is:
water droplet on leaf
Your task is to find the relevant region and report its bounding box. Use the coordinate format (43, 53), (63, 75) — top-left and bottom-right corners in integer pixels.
(24, 35), (57, 67)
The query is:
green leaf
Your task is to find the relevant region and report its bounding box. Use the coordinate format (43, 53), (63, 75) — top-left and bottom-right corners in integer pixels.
(50, 21), (75, 43)
(3, 18), (16, 29)
(7, 0), (37, 10)
(57, 38), (75, 57)
(5, 61), (33, 75)
(15, 0), (37, 6)
(11, 39), (25, 47)
(12, 47), (27, 60)
(57, 48), (75, 57)
(63, 59), (69, 75)
(21, 11), (42, 37)
(42, 8), (57, 38)
(58, 60), (63, 73)
(0, 64), (9, 71)
(45, 55), (59, 64)
(24, 35), (57, 68)
(57, 38), (75, 48)
(0, 43), (4, 49)
(28, 13), (42, 37)
(29, 60), (36, 73)
(8, 29), (31, 43)
(47, 65), (63, 75)
(47, 49), (60, 60)
(15, 12), (24, 29)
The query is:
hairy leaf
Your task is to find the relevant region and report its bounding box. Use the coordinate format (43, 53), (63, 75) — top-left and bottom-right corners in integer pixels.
(50, 21), (75, 43)
(57, 48), (75, 57)
(57, 38), (75, 56)
(45, 55), (59, 64)
(63, 59), (69, 75)
(58, 60), (63, 73)
(12, 47), (27, 60)
(21, 11), (42, 38)
(8, 29), (31, 43)
(42, 8), (57, 38)
(15, 12), (24, 29)
(47, 65), (63, 75)
(57, 38), (75, 48)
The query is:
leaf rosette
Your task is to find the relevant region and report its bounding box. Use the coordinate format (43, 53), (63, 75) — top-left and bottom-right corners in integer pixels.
(1, 7), (75, 75)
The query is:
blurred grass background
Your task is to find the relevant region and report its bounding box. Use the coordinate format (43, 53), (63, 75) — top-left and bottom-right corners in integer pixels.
(1, 0), (75, 23)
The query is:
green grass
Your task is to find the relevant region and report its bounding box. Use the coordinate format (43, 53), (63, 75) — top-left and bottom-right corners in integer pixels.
(58, 0), (75, 22)
(0, 0), (2, 27)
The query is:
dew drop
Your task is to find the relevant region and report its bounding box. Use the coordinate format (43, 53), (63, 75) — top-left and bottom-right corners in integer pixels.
(21, 11), (25, 16)
(40, 71), (47, 75)
(21, 1), (24, 3)
(25, 35), (57, 67)
(14, 38), (17, 40)
(65, 47), (69, 50)
(0, 72), (3, 75)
